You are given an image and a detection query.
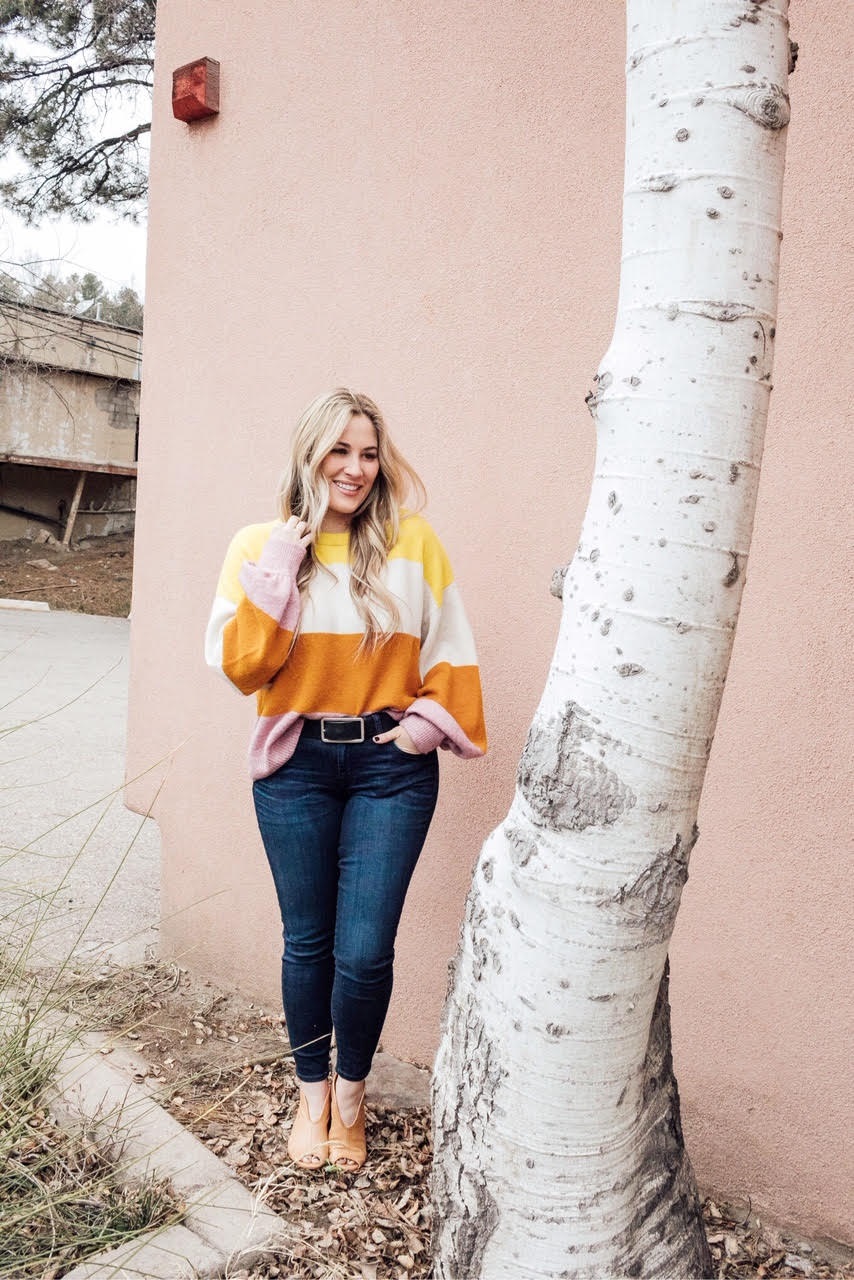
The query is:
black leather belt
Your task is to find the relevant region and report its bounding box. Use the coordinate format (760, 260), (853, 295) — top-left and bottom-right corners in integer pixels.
(300, 711), (397, 744)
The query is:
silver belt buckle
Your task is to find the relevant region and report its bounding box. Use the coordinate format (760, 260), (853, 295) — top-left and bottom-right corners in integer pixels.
(320, 716), (365, 744)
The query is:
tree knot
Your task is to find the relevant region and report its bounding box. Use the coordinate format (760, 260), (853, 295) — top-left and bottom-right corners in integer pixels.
(731, 83), (790, 130)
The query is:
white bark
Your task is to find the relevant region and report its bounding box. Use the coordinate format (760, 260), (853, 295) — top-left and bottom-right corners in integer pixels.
(432, 3), (792, 1277)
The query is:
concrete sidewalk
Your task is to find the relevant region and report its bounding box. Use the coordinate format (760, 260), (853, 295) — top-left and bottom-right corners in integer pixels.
(0, 606), (159, 968)
(0, 604), (430, 1109)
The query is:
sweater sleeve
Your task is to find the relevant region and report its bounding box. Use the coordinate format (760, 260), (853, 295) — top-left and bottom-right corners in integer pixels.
(205, 524), (306, 695)
(399, 525), (487, 757)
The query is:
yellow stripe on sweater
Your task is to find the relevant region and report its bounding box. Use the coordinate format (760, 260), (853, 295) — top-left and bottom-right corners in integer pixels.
(216, 514), (454, 610)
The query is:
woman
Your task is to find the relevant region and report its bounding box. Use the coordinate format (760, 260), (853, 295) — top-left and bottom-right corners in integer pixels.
(205, 389), (486, 1171)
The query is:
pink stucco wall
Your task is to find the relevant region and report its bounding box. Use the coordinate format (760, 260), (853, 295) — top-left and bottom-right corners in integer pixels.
(127, 1), (853, 1245)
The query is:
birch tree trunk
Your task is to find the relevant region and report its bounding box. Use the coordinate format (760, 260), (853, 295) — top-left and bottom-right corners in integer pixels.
(432, 3), (793, 1276)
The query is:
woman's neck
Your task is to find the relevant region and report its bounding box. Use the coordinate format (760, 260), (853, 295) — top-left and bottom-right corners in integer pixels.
(319, 514), (352, 534)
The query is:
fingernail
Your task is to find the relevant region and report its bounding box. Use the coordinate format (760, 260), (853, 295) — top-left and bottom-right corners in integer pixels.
(373, 735), (381, 743)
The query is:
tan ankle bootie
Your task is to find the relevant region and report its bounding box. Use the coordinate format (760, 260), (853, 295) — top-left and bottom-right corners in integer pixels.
(329, 1074), (366, 1172)
(287, 1086), (331, 1170)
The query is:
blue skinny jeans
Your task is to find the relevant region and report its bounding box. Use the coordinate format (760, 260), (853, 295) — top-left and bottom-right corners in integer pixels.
(252, 728), (439, 1083)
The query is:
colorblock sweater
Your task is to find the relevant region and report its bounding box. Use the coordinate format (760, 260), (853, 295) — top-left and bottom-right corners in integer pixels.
(205, 513), (487, 779)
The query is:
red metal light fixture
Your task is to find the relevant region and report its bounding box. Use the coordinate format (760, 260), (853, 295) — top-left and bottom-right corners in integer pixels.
(172, 57), (220, 123)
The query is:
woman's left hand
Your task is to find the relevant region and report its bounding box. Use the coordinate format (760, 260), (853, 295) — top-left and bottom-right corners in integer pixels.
(373, 726), (420, 754)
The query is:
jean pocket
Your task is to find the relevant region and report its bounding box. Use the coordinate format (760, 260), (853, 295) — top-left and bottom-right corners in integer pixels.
(391, 739), (420, 756)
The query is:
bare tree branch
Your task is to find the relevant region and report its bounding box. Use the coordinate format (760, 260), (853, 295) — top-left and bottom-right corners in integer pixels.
(0, 0), (155, 221)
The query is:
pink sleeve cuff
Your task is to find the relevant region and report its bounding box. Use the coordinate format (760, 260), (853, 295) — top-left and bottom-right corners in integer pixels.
(257, 533), (307, 574)
(400, 712), (446, 754)
(238, 536), (306, 625)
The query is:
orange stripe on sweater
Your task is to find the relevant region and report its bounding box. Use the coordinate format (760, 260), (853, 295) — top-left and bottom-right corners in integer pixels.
(256, 632), (422, 717)
(222, 602), (295, 695)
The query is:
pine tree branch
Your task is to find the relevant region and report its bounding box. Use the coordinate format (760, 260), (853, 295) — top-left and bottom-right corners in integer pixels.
(2, 57), (153, 82)
(0, 0), (155, 219)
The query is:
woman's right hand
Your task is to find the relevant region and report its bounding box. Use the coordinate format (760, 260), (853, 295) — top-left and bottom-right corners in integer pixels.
(276, 515), (313, 547)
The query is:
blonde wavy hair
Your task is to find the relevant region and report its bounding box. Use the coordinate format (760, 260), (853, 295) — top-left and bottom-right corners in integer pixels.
(277, 389), (426, 647)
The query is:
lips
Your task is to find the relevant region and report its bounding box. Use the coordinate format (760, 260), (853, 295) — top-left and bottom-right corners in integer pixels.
(333, 480), (362, 495)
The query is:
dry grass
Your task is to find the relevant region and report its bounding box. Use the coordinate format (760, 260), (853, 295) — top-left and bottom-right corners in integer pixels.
(0, 988), (178, 1280)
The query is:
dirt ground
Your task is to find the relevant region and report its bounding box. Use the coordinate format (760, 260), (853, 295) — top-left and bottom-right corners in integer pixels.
(0, 532), (133, 616)
(53, 960), (854, 1280)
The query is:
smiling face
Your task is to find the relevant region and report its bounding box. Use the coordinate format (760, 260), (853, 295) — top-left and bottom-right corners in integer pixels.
(319, 413), (380, 532)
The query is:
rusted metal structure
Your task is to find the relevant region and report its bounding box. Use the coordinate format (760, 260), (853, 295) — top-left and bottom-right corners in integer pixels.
(0, 301), (141, 544)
